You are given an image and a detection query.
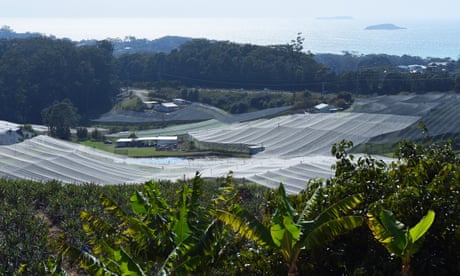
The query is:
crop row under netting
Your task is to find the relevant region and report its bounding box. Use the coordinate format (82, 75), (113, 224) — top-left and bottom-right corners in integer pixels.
(189, 112), (420, 157)
(0, 110), (415, 193)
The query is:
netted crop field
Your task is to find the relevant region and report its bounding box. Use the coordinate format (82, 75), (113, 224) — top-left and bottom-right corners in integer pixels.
(189, 112), (420, 157)
(0, 136), (157, 184)
(351, 93), (460, 144)
(5, 93), (460, 193)
(0, 112), (418, 192)
(350, 93), (455, 116)
(107, 119), (226, 138)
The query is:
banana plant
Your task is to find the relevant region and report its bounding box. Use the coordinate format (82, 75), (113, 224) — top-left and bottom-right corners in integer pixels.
(367, 209), (435, 276)
(61, 173), (232, 275)
(213, 183), (364, 275)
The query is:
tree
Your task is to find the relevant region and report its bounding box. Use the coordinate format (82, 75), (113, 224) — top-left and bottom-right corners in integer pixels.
(213, 183), (364, 275)
(322, 139), (460, 274)
(41, 99), (79, 140)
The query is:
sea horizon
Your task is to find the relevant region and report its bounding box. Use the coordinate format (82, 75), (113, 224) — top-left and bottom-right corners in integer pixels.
(2, 17), (460, 59)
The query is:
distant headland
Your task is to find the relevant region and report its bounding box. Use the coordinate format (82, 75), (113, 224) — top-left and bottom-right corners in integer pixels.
(365, 23), (406, 30)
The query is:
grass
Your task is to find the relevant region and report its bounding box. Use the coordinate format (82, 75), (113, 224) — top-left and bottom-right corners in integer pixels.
(78, 140), (207, 157)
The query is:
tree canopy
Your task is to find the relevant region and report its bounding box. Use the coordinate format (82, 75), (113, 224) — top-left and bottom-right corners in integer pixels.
(41, 99), (79, 140)
(0, 37), (117, 124)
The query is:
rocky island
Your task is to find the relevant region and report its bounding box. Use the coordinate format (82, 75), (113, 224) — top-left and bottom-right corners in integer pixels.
(365, 23), (406, 30)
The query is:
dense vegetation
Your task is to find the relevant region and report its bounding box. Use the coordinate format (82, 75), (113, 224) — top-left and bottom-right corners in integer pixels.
(0, 37), (117, 124)
(1, 35), (459, 126)
(118, 39), (460, 95)
(1, 140), (458, 275)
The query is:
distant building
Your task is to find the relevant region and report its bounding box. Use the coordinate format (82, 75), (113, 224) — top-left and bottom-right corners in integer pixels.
(397, 64), (427, 73)
(143, 100), (159, 109)
(155, 102), (179, 112)
(172, 98), (191, 105)
(115, 138), (134, 148)
(312, 103), (340, 113)
(313, 103), (331, 113)
(115, 136), (178, 150)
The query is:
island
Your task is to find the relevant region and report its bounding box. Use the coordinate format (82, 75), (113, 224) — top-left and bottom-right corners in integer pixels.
(365, 23), (406, 30)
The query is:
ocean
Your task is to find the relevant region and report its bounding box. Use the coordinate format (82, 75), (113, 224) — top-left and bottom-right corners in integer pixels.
(2, 17), (460, 59)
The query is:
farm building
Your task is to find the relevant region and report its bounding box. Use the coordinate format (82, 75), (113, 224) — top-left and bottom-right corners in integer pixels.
(173, 98), (191, 105)
(115, 136), (178, 149)
(143, 100), (158, 109)
(115, 138), (134, 148)
(313, 103), (331, 113)
(155, 102), (179, 112)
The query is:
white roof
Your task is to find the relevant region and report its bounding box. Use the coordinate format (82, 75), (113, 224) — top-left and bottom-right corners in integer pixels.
(314, 103), (329, 110)
(162, 102), (178, 108)
(136, 136), (177, 141)
(116, 138), (134, 143)
(117, 136), (178, 142)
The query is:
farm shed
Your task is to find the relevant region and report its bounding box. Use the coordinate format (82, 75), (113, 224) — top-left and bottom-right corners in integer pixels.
(155, 102), (179, 112)
(115, 136), (178, 149)
(173, 98), (191, 105)
(115, 138), (134, 148)
(313, 103), (331, 113)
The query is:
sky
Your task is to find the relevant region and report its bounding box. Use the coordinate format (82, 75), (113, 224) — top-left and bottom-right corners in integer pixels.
(0, 0), (458, 20)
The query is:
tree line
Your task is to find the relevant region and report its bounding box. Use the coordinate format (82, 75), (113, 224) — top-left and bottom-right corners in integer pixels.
(1, 36), (459, 125)
(119, 39), (460, 94)
(0, 37), (117, 124)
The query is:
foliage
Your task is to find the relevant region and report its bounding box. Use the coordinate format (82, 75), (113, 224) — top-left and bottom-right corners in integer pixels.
(0, 37), (117, 124)
(61, 173), (235, 275)
(367, 209), (435, 276)
(0, 179), (140, 275)
(1, 139), (459, 274)
(118, 39), (324, 91)
(321, 139), (460, 274)
(213, 183), (364, 275)
(150, 87), (294, 113)
(41, 99), (80, 140)
(76, 127), (88, 140)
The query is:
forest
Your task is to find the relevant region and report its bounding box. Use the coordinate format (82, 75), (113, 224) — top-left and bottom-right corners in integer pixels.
(1, 36), (459, 125)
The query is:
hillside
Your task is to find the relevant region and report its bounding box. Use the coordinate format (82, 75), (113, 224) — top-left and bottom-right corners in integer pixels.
(349, 93), (460, 144)
(94, 103), (292, 124)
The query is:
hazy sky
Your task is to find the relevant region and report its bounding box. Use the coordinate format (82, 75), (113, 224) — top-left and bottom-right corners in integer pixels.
(0, 0), (457, 19)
